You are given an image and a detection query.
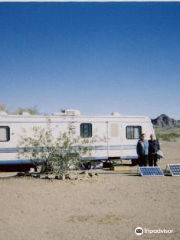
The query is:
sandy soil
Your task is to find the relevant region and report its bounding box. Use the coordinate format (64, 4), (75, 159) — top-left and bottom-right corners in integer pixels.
(0, 140), (180, 240)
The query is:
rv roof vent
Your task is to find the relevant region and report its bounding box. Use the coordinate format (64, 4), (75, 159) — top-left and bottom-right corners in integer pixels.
(65, 109), (81, 116)
(22, 112), (30, 116)
(0, 111), (7, 116)
(53, 109), (81, 116)
(111, 112), (121, 117)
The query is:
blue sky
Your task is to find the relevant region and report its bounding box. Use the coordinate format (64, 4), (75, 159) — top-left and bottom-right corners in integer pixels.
(0, 2), (180, 119)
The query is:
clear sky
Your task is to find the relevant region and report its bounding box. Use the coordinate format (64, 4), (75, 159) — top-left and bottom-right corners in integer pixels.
(0, 2), (180, 119)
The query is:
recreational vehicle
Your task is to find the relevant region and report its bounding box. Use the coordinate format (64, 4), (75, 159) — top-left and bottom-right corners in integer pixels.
(0, 110), (155, 170)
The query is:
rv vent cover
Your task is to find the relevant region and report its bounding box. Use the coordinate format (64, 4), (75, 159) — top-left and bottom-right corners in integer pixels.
(22, 112), (30, 116)
(53, 109), (81, 116)
(111, 112), (121, 117)
(0, 111), (7, 116)
(65, 109), (81, 116)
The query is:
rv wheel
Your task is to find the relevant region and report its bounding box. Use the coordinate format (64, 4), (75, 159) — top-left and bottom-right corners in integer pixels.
(86, 162), (91, 170)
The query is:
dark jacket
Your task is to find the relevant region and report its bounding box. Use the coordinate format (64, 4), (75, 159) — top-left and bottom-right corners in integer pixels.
(148, 139), (160, 155)
(137, 140), (149, 156)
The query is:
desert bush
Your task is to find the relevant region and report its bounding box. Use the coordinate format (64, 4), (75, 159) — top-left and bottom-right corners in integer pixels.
(156, 132), (180, 142)
(18, 121), (95, 178)
(16, 106), (39, 115)
(0, 102), (40, 115)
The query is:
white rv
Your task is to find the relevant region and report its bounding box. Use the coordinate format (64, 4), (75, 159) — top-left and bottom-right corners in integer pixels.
(0, 109), (155, 170)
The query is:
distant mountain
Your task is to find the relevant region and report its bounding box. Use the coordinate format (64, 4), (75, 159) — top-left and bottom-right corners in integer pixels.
(151, 114), (180, 128)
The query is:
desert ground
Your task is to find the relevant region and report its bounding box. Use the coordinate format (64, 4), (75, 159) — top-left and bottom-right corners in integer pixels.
(0, 140), (180, 240)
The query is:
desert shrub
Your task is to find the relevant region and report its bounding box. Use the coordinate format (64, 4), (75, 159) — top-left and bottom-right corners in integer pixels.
(18, 121), (95, 178)
(156, 133), (180, 142)
(16, 106), (39, 115)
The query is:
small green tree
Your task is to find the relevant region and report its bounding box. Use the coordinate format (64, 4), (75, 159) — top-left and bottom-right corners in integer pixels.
(16, 106), (39, 115)
(0, 103), (11, 113)
(18, 122), (95, 178)
(0, 103), (7, 111)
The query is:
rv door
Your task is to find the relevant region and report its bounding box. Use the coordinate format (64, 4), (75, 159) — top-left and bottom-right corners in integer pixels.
(107, 122), (122, 159)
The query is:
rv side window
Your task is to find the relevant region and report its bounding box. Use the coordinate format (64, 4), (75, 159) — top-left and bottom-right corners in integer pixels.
(0, 126), (10, 142)
(126, 126), (142, 139)
(80, 123), (92, 138)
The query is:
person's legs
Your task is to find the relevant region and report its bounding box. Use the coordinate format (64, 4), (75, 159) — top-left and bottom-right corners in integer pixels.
(149, 155), (153, 166)
(154, 155), (158, 166)
(144, 155), (148, 166)
(139, 156), (143, 167)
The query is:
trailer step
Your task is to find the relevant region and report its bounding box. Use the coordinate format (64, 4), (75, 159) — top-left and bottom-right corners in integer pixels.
(110, 166), (130, 171)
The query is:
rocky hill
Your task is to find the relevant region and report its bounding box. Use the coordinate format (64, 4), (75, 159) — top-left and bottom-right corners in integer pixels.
(151, 114), (180, 128)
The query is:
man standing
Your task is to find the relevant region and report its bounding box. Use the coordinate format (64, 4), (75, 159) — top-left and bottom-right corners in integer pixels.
(148, 134), (160, 166)
(136, 133), (149, 166)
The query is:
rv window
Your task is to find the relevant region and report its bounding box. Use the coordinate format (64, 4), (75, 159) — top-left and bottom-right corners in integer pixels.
(80, 123), (92, 138)
(0, 126), (10, 142)
(126, 126), (142, 139)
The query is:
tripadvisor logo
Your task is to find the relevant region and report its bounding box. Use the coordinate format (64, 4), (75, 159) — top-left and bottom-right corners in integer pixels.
(135, 227), (143, 235)
(135, 227), (173, 235)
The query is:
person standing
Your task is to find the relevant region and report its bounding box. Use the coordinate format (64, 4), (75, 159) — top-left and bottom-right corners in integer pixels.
(136, 133), (149, 166)
(148, 134), (160, 166)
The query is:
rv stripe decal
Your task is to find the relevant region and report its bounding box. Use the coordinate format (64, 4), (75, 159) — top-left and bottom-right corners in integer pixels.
(0, 145), (136, 153)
